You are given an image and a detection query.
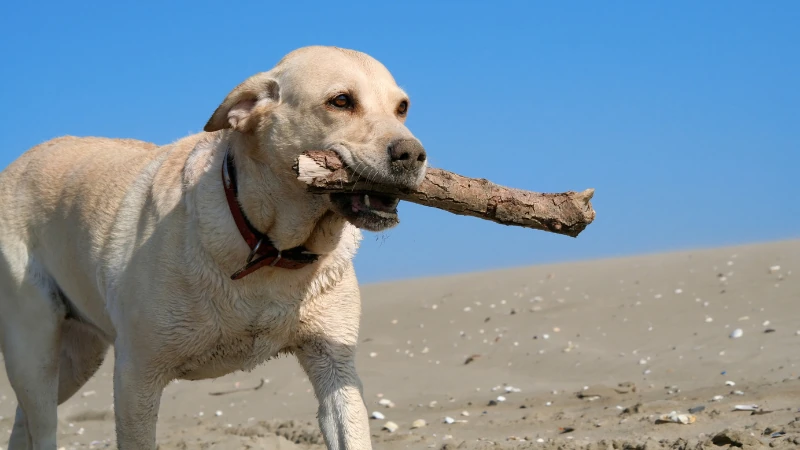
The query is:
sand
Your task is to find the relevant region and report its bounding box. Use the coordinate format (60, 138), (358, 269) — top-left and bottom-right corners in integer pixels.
(1, 239), (798, 449)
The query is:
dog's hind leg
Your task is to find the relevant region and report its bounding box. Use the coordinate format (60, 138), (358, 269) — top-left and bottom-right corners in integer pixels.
(8, 406), (32, 450)
(0, 278), (62, 450)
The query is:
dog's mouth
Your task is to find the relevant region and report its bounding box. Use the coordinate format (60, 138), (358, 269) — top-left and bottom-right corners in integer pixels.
(330, 192), (401, 232)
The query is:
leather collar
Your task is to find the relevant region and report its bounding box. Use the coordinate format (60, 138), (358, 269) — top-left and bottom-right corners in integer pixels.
(221, 147), (318, 280)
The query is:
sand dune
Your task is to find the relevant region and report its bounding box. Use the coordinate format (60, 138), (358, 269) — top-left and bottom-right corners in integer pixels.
(1, 239), (798, 449)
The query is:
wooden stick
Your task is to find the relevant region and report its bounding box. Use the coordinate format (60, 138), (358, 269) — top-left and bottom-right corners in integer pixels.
(294, 150), (596, 237)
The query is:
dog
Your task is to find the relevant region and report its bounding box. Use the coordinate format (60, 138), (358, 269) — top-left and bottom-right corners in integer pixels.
(0, 46), (427, 450)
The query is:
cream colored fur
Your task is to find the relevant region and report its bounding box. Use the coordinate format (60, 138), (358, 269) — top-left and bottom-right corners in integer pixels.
(0, 46), (425, 450)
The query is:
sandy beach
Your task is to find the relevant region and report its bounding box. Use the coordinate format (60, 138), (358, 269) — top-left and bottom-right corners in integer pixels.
(1, 239), (798, 449)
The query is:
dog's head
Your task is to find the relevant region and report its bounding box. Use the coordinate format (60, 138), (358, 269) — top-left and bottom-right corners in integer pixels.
(204, 46), (425, 232)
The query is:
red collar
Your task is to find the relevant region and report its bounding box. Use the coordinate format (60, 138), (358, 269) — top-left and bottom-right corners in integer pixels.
(222, 148), (318, 280)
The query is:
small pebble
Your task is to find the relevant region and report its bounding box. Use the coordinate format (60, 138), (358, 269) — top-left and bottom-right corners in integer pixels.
(411, 419), (427, 429)
(444, 416), (455, 424)
(730, 328), (744, 339)
(383, 421), (399, 433)
(371, 411), (385, 420)
(378, 398), (395, 408)
(725, 381), (736, 386)
(215, 410), (223, 417)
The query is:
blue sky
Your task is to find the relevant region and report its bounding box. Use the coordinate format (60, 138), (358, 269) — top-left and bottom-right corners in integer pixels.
(1, 2), (797, 283)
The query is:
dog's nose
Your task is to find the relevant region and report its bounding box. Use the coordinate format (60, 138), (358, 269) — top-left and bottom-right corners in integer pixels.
(387, 139), (427, 172)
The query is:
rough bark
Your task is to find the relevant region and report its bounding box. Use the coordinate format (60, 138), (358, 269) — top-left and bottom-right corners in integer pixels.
(294, 150), (596, 237)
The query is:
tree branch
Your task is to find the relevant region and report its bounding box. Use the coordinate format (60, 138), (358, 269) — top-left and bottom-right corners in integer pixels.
(294, 150), (596, 237)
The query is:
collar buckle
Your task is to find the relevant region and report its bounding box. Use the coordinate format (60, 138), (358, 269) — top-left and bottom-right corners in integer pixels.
(246, 238), (263, 265)
(268, 251), (282, 267)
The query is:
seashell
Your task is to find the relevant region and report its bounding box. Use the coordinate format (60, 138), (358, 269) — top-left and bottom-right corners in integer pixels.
(656, 411), (696, 424)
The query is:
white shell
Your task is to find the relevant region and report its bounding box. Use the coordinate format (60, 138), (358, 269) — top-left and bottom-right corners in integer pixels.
(411, 419), (427, 429)
(733, 404), (759, 411)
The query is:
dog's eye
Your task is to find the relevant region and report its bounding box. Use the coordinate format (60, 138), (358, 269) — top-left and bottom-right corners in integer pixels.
(397, 100), (408, 116)
(329, 94), (354, 109)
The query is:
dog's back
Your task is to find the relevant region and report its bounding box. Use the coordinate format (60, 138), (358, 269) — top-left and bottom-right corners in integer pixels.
(0, 136), (161, 241)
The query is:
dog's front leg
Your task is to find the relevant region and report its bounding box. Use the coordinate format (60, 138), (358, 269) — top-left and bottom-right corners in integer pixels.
(296, 340), (372, 450)
(112, 347), (167, 450)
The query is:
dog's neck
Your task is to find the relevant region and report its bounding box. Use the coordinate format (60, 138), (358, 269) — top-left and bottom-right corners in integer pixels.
(222, 132), (352, 257)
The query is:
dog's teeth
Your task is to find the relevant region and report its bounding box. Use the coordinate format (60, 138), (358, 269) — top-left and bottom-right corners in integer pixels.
(364, 194), (370, 208)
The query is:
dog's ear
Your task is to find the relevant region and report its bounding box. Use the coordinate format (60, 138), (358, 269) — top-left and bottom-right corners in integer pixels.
(204, 73), (280, 133)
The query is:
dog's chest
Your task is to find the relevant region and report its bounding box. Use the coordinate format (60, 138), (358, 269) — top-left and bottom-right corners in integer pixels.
(175, 301), (298, 380)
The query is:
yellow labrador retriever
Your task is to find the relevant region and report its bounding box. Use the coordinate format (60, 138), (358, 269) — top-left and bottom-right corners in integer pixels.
(0, 46), (426, 450)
